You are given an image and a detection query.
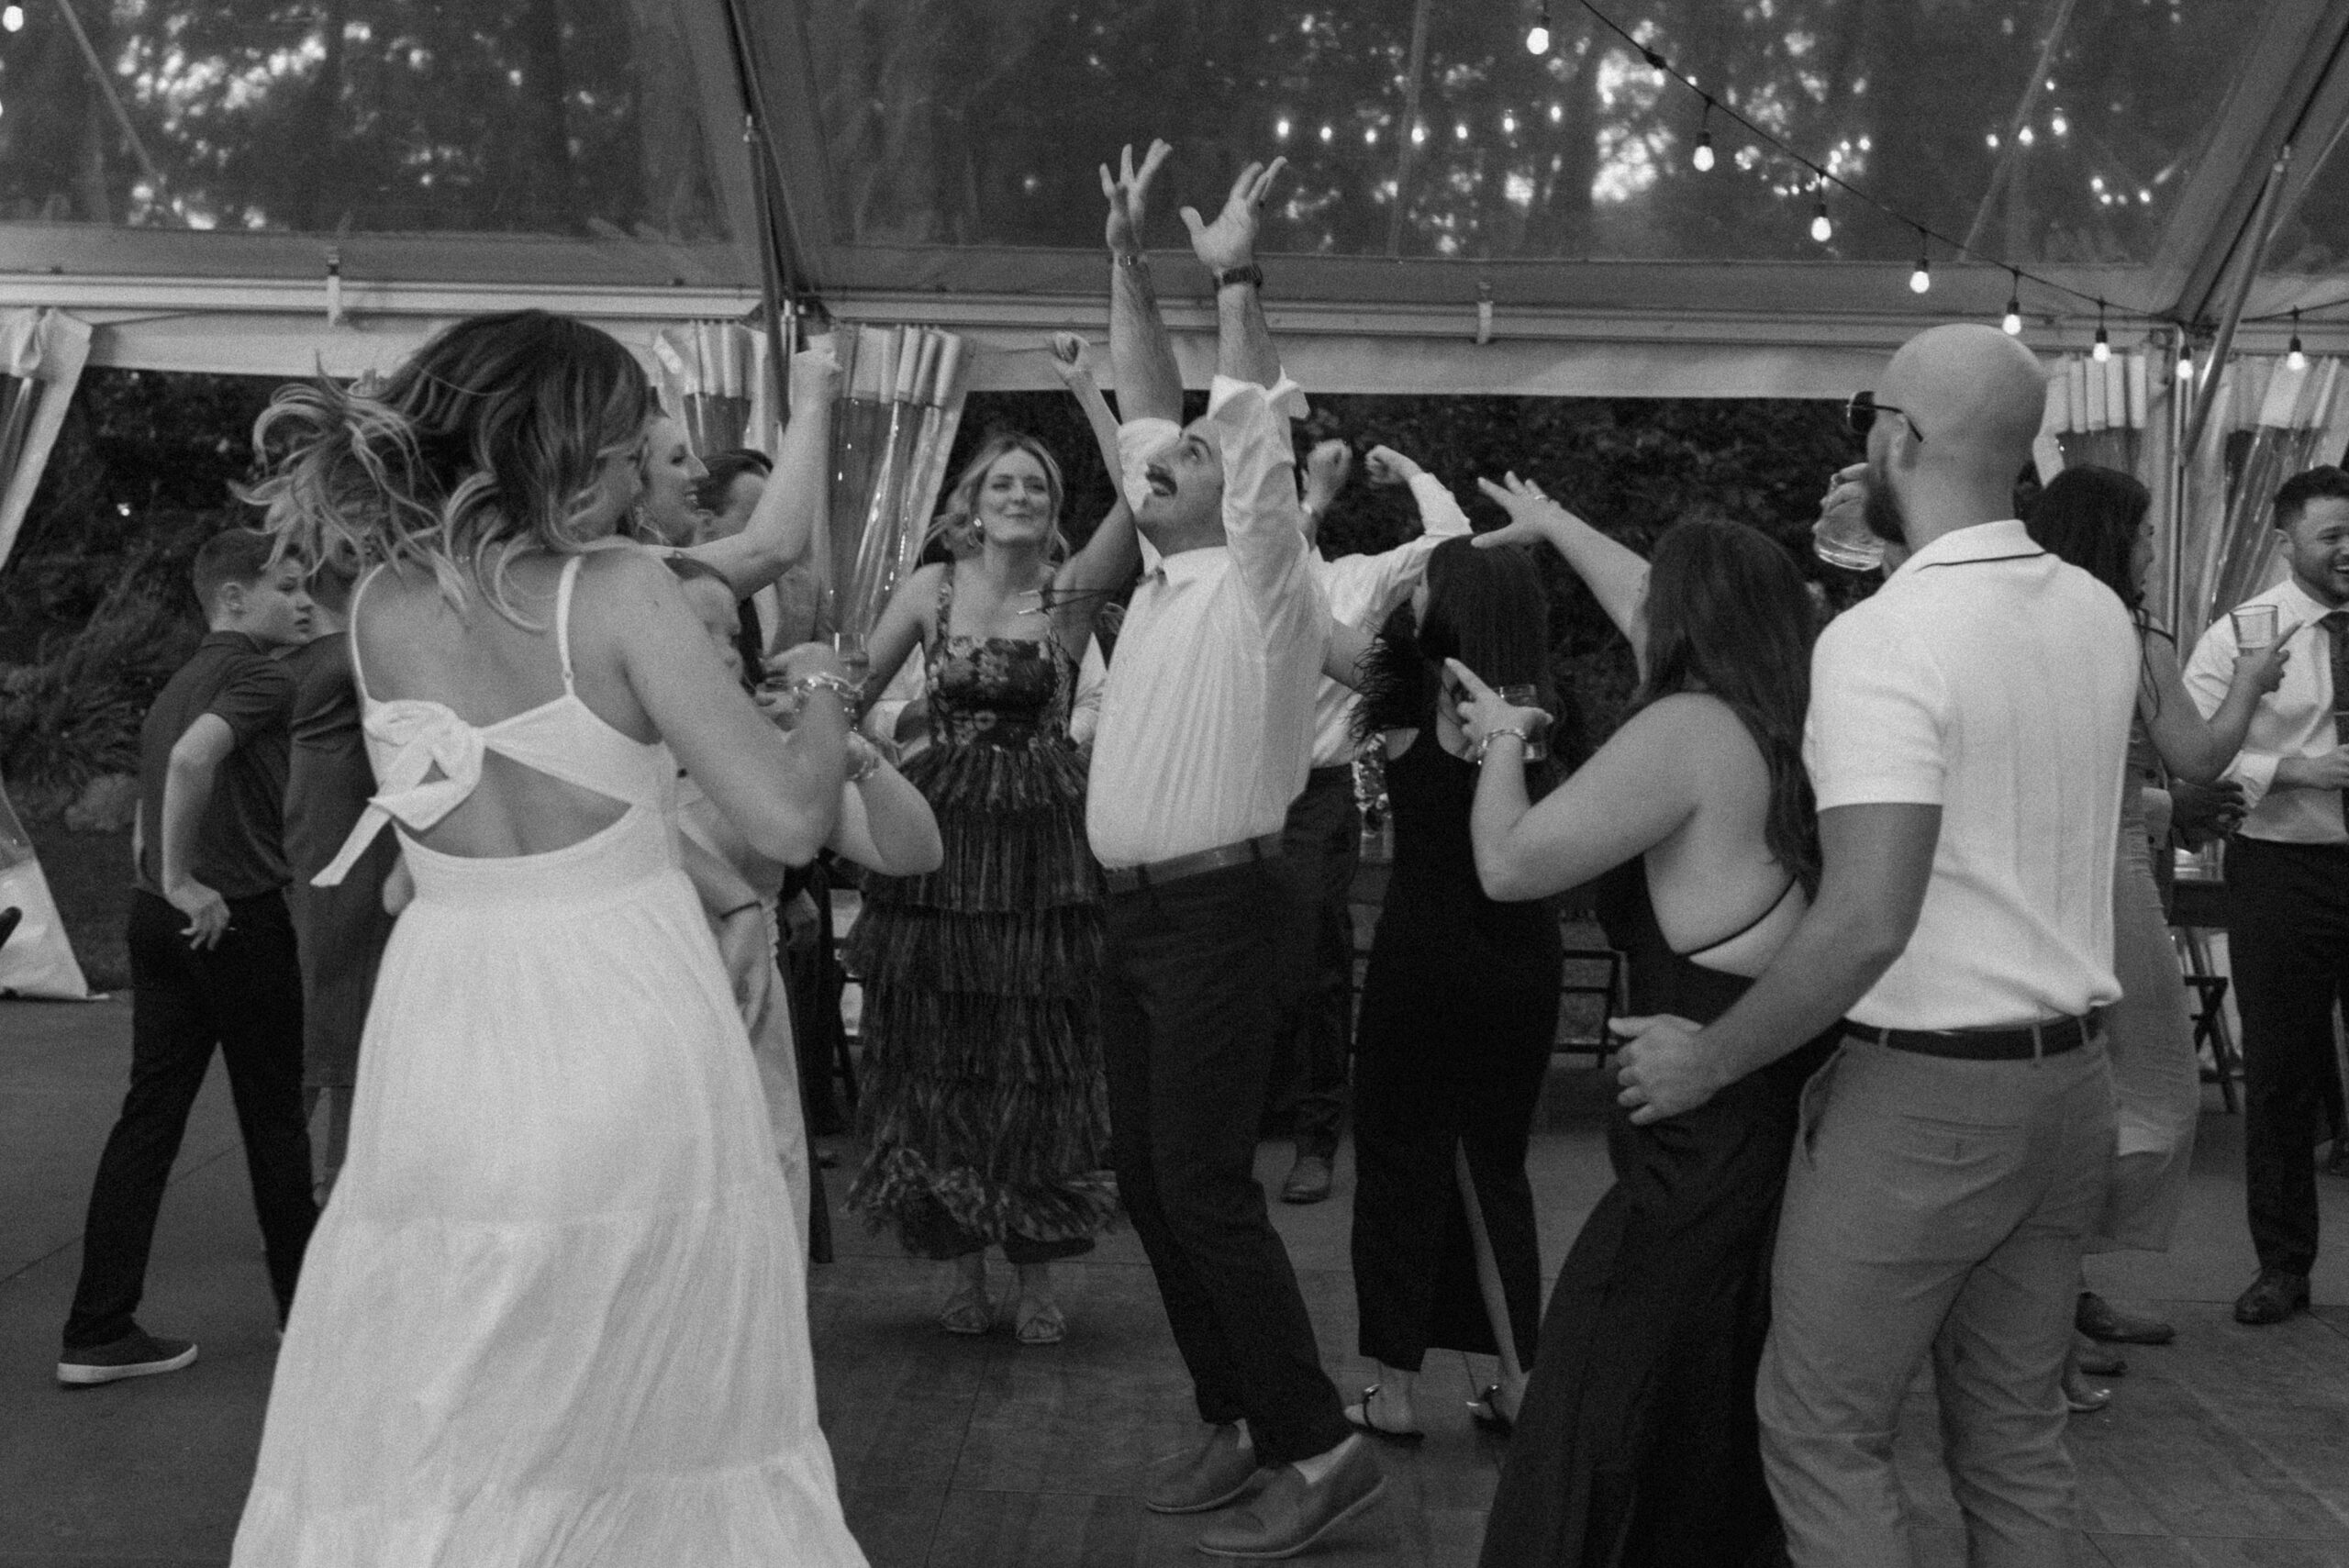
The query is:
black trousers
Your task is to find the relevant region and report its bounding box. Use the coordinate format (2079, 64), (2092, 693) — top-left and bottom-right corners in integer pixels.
(1262, 767), (1359, 1159)
(1103, 858), (1352, 1466)
(2226, 835), (2349, 1277)
(63, 889), (317, 1349)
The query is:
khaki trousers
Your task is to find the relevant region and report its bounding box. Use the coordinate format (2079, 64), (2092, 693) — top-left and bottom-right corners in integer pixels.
(1758, 1035), (2115, 1568)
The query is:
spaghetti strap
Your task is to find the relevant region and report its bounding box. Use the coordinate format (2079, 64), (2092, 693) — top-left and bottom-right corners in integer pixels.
(344, 565), (386, 703)
(554, 554), (584, 693)
(1682, 875), (1799, 962)
(934, 562), (958, 646)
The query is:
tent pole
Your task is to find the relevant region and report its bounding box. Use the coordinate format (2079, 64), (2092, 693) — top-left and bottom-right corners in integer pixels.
(719, 0), (796, 424)
(2184, 146), (2289, 463)
(1961, 0), (2079, 259)
(50, 0), (174, 216)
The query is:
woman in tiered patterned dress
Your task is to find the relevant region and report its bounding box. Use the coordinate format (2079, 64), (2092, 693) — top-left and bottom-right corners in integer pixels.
(850, 423), (1139, 1344)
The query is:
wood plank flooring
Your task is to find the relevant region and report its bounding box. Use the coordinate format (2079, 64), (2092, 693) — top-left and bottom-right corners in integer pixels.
(8, 999), (2349, 1565)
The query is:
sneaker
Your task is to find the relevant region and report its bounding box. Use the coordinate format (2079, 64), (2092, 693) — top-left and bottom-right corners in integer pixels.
(57, 1329), (198, 1387)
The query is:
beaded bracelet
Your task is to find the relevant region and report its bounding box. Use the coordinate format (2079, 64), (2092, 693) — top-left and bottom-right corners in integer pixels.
(1475, 727), (1531, 765)
(790, 671), (861, 707)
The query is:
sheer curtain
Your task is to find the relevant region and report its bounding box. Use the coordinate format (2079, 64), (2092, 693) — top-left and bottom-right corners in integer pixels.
(813, 323), (971, 644)
(648, 317), (786, 462)
(0, 309), (94, 573)
(2181, 355), (2349, 633)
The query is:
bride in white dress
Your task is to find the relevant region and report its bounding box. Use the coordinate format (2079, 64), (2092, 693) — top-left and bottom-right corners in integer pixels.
(231, 310), (869, 1566)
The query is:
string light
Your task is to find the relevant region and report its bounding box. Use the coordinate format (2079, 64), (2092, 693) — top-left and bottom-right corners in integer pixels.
(1526, 0), (1551, 53)
(2176, 338), (2194, 382)
(1691, 97), (1715, 172)
(2002, 271), (2022, 335)
(2288, 309), (2308, 371)
(1810, 186), (1832, 244)
(1909, 231), (1932, 295)
(2092, 300), (2110, 362)
(1, 6), (21, 30)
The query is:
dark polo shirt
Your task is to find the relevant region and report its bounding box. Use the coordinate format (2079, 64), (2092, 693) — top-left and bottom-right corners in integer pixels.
(134, 631), (296, 901)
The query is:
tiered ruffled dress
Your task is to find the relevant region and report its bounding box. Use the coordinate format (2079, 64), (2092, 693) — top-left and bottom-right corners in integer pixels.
(232, 558), (865, 1566)
(847, 575), (1115, 1257)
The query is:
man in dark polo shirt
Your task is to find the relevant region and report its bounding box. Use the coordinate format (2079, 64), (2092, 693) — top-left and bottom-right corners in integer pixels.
(58, 528), (320, 1385)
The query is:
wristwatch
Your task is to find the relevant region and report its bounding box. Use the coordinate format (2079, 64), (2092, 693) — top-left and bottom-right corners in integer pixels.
(1213, 263), (1264, 292)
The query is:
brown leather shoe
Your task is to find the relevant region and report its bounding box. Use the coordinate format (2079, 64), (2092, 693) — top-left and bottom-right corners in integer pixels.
(1280, 1153), (1333, 1205)
(2233, 1267), (2310, 1326)
(2076, 1290), (2174, 1345)
(1196, 1436), (1386, 1559)
(1143, 1424), (1268, 1515)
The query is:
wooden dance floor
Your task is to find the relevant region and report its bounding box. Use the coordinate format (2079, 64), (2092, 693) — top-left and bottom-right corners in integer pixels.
(6, 995), (2349, 1566)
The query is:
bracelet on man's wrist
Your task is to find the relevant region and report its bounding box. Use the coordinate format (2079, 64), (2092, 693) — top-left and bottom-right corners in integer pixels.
(1114, 250), (1150, 271)
(1213, 262), (1264, 292)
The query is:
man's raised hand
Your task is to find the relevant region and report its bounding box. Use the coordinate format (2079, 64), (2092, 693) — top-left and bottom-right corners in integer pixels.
(1101, 139), (1174, 260)
(1182, 158), (1286, 274)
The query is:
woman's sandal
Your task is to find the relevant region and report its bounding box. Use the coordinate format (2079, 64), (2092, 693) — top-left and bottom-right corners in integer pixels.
(1341, 1385), (1426, 1444)
(937, 1282), (994, 1336)
(1014, 1299), (1066, 1346)
(1467, 1384), (1515, 1437)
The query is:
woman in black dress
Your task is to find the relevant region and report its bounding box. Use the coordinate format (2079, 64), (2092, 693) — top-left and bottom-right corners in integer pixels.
(1343, 536), (1564, 1440)
(1451, 484), (1833, 1568)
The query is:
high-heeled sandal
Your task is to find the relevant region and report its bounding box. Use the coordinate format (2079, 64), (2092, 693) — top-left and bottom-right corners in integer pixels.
(937, 1281), (993, 1336)
(1467, 1384), (1515, 1437)
(1341, 1384), (1425, 1443)
(1014, 1298), (1066, 1346)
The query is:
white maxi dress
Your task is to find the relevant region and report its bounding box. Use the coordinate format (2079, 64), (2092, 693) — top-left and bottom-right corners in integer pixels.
(232, 557), (865, 1566)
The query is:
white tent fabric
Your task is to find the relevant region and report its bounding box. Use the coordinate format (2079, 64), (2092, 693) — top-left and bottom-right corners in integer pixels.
(0, 781), (92, 1002)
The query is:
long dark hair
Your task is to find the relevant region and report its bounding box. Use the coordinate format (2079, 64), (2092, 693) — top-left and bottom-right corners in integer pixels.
(1633, 515), (1820, 893)
(1356, 538), (1567, 780)
(2025, 465), (2148, 616)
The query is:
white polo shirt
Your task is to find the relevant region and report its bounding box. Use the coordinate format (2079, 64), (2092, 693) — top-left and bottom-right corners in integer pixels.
(1805, 517), (2137, 1030)
(2181, 577), (2349, 846)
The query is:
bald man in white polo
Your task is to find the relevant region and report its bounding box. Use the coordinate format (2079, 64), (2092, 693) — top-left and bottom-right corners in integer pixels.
(1614, 324), (2137, 1566)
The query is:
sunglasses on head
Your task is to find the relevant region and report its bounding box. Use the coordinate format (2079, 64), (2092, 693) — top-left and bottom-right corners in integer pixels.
(1845, 390), (1925, 445)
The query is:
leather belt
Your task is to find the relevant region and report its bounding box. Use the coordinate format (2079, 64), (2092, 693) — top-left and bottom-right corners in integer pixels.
(1852, 1012), (2099, 1062)
(1101, 832), (1284, 895)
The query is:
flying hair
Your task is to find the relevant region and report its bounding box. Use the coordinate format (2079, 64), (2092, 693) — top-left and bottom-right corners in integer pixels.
(241, 310), (652, 625)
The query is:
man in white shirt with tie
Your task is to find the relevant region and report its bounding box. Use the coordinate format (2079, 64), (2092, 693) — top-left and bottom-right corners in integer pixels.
(1086, 141), (1385, 1558)
(1267, 439), (1473, 1205)
(2183, 465), (2349, 1327)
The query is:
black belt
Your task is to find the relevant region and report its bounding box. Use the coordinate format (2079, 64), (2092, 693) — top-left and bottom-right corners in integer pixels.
(1101, 833), (1283, 895)
(1852, 1012), (2099, 1062)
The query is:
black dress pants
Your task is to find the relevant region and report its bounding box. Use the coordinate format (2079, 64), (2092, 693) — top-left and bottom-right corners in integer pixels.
(63, 889), (317, 1348)
(1262, 766), (1359, 1160)
(1102, 858), (1352, 1466)
(2225, 835), (2349, 1278)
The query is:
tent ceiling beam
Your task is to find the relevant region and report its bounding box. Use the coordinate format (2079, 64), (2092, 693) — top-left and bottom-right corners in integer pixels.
(2155, 0), (2349, 325)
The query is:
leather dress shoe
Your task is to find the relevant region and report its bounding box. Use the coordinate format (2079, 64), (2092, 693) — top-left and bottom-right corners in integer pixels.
(1197, 1437), (1386, 1560)
(1144, 1425), (1268, 1515)
(2076, 1290), (2174, 1346)
(2233, 1267), (2310, 1326)
(1280, 1153), (1333, 1205)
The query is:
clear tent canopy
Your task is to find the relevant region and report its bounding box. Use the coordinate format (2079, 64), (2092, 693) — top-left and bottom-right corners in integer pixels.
(2, 0), (2346, 394)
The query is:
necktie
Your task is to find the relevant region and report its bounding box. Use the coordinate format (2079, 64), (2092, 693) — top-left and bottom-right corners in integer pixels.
(2325, 610), (2349, 829)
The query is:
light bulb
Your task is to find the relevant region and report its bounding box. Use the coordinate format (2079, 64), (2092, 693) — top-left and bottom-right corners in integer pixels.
(1526, 23), (1551, 53)
(2002, 288), (2022, 334)
(2288, 338), (2308, 372)
(1, 6), (21, 31)
(1275, 117), (1291, 141)
(1810, 201), (1832, 243)
(1909, 258), (1932, 295)
(2177, 343), (2194, 381)
(2092, 328), (2110, 362)
(1693, 129), (1714, 171)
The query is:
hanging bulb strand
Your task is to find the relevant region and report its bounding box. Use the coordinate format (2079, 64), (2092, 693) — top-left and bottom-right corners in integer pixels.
(1810, 181), (1832, 244)
(1526, 0), (1550, 53)
(2002, 272), (2023, 335)
(2092, 299), (2111, 362)
(1692, 97), (1715, 172)
(2288, 308), (2308, 372)
(1909, 229), (1932, 295)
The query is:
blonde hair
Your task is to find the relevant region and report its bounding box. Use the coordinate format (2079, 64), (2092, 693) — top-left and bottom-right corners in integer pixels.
(941, 432), (1069, 563)
(243, 310), (651, 622)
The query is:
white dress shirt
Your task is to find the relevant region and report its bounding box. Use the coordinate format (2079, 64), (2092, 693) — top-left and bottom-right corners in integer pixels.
(1086, 377), (1328, 869)
(1805, 518), (2138, 1029)
(1304, 473), (1473, 768)
(2182, 576), (2348, 845)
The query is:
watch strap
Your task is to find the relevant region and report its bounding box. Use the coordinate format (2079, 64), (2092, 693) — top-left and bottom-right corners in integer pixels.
(1214, 263), (1264, 291)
